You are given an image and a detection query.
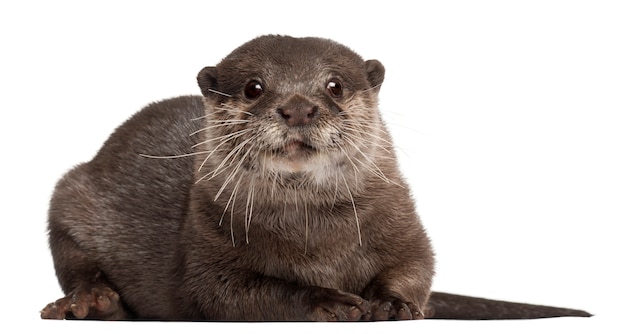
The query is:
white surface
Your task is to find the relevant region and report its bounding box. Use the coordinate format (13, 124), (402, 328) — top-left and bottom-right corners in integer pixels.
(1, 0), (624, 332)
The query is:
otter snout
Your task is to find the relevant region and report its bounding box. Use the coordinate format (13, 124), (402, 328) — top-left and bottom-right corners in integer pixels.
(277, 95), (319, 127)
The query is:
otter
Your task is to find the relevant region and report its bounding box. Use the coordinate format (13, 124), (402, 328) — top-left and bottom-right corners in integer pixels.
(40, 35), (590, 321)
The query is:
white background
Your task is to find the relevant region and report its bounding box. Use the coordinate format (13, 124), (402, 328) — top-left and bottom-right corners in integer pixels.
(1, 1), (624, 333)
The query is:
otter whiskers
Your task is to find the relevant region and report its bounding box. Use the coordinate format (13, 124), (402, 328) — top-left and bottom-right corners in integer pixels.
(341, 173), (362, 247)
(138, 151), (210, 159)
(245, 175), (255, 244)
(215, 105), (254, 117)
(194, 129), (254, 176)
(212, 135), (259, 201)
(189, 119), (251, 136)
(341, 135), (391, 184)
(205, 88), (232, 98)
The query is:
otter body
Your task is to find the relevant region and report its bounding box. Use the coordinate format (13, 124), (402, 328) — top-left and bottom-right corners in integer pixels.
(41, 35), (590, 321)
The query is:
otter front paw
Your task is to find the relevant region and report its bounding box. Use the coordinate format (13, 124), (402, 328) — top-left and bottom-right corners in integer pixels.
(364, 298), (425, 321)
(40, 285), (126, 320)
(308, 288), (369, 321)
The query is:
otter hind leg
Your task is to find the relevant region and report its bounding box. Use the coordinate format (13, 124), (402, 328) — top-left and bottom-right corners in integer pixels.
(41, 282), (128, 320)
(42, 217), (129, 320)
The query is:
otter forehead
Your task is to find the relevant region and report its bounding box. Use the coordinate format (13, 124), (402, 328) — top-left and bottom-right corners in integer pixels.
(222, 35), (366, 71)
(216, 35), (369, 95)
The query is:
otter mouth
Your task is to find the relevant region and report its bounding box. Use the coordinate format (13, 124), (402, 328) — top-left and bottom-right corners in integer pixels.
(271, 140), (318, 160)
(283, 140), (315, 154)
(262, 139), (332, 173)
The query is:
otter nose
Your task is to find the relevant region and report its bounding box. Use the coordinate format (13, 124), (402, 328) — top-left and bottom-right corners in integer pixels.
(277, 96), (319, 127)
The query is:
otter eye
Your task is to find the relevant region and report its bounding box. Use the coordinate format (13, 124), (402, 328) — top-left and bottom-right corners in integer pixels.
(326, 79), (343, 98)
(244, 80), (264, 100)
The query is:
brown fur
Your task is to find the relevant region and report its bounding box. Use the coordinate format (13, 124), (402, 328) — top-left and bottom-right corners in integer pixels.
(41, 35), (589, 321)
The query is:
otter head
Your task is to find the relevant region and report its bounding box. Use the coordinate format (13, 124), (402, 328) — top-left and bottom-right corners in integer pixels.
(196, 35), (388, 195)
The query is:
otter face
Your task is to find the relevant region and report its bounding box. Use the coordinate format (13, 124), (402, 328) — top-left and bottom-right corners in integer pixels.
(196, 35), (386, 186)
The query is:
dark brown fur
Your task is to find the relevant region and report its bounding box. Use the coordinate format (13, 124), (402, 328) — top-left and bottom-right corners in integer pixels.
(41, 35), (590, 321)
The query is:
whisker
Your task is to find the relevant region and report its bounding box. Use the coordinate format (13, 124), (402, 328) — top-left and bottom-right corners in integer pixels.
(342, 129), (394, 157)
(343, 120), (414, 161)
(342, 135), (392, 184)
(196, 129), (255, 174)
(192, 128), (253, 149)
(339, 146), (360, 182)
(189, 120), (250, 136)
(213, 136), (255, 178)
(211, 151), (245, 200)
(219, 173), (243, 227)
(138, 151), (208, 159)
(215, 106), (254, 117)
(228, 174), (242, 247)
(195, 140), (245, 184)
(385, 120), (424, 136)
(197, 147), (228, 175)
(207, 88), (232, 97)
(190, 114), (210, 121)
(245, 175), (255, 244)
(342, 132), (405, 189)
(191, 114), (251, 122)
(341, 173), (362, 247)
(213, 135), (258, 201)
(271, 167), (279, 199)
(260, 150), (269, 181)
(341, 120), (386, 133)
(362, 83), (382, 93)
(342, 121), (395, 146)
(330, 172), (339, 212)
(304, 201), (309, 255)
(195, 158), (230, 184)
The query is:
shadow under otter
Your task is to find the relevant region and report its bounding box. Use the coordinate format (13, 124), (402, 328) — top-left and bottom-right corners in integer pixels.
(40, 35), (591, 321)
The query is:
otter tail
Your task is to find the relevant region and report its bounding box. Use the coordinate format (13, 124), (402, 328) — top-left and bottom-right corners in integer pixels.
(427, 292), (592, 320)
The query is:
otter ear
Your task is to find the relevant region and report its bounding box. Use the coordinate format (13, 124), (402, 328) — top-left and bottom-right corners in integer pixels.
(197, 66), (218, 97)
(365, 59), (385, 92)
